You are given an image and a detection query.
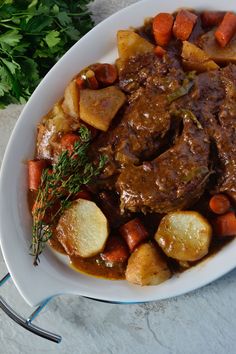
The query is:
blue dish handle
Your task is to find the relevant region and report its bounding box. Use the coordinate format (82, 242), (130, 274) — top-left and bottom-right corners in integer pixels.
(0, 273), (62, 343)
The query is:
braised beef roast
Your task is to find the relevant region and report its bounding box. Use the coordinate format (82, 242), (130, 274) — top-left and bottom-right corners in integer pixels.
(116, 117), (210, 213)
(178, 66), (236, 202)
(215, 65), (236, 201)
(90, 52), (186, 178)
(90, 51), (236, 214)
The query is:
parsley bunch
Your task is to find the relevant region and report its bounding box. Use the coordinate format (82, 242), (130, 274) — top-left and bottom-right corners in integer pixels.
(0, 0), (94, 108)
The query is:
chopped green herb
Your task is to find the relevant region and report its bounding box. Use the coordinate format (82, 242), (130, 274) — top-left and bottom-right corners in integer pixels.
(175, 109), (203, 129)
(167, 72), (196, 104)
(183, 166), (209, 183)
(167, 82), (194, 104)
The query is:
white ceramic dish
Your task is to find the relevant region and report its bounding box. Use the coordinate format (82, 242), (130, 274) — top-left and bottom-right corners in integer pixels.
(1, 0), (236, 307)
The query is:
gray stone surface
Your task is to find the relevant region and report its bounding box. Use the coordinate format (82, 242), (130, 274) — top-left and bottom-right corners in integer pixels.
(0, 1), (236, 353)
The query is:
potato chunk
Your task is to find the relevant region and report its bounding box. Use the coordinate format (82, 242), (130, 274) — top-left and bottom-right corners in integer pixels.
(57, 199), (109, 258)
(125, 243), (171, 286)
(62, 80), (80, 119)
(51, 101), (75, 132)
(199, 30), (236, 64)
(155, 211), (212, 262)
(37, 101), (79, 160)
(117, 30), (154, 61)
(79, 86), (126, 131)
(182, 41), (219, 72)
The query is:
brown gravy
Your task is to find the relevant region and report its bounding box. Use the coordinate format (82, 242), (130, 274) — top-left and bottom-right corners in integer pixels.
(47, 231), (126, 279)
(70, 255), (126, 280)
(47, 226), (231, 279)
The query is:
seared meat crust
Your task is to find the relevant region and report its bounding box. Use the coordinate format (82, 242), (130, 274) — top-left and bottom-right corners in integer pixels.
(91, 52), (185, 178)
(116, 117), (210, 213)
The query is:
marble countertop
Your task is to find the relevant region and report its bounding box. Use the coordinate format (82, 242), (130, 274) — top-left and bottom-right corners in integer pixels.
(1, 1), (236, 353)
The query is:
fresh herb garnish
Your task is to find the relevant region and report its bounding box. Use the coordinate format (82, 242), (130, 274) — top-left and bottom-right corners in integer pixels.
(0, 0), (94, 108)
(167, 72), (195, 104)
(182, 166), (209, 183)
(31, 126), (106, 266)
(173, 109), (203, 129)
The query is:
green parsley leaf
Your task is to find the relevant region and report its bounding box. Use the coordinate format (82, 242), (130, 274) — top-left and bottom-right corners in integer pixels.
(57, 11), (71, 26)
(65, 27), (80, 41)
(0, 66), (11, 96)
(52, 4), (59, 14)
(19, 58), (39, 83)
(1, 58), (20, 75)
(28, 0), (39, 9)
(45, 30), (60, 48)
(0, 30), (22, 47)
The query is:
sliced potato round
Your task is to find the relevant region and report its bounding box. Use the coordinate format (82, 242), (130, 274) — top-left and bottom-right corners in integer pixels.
(155, 211), (212, 262)
(57, 199), (109, 258)
(125, 243), (171, 286)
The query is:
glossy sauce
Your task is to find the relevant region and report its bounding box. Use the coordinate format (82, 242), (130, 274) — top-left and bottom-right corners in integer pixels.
(70, 255), (126, 280)
(46, 228), (126, 279)
(46, 210), (231, 279)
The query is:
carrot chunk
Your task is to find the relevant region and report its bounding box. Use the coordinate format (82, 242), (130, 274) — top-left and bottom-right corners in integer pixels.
(209, 194), (231, 215)
(152, 13), (174, 46)
(119, 218), (149, 252)
(214, 211), (236, 237)
(101, 235), (129, 263)
(75, 76), (85, 89)
(60, 133), (80, 153)
(28, 160), (47, 191)
(201, 11), (225, 27)
(154, 45), (166, 57)
(94, 64), (118, 85)
(173, 10), (197, 41)
(87, 76), (99, 89)
(215, 12), (236, 47)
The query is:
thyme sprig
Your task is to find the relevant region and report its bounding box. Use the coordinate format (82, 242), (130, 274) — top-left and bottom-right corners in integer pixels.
(31, 126), (106, 266)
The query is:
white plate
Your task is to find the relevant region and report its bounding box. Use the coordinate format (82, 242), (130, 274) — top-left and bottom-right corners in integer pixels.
(1, 0), (236, 307)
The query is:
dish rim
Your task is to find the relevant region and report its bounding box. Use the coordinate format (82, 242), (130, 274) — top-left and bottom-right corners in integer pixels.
(1, 0), (236, 307)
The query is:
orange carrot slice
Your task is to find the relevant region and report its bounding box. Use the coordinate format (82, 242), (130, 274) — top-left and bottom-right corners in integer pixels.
(60, 133), (80, 153)
(119, 218), (149, 252)
(209, 194), (231, 215)
(154, 45), (166, 57)
(215, 12), (236, 47)
(101, 235), (130, 263)
(214, 211), (236, 237)
(94, 64), (118, 85)
(152, 13), (174, 46)
(28, 160), (47, 191)
(173, 10), (197, 41)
